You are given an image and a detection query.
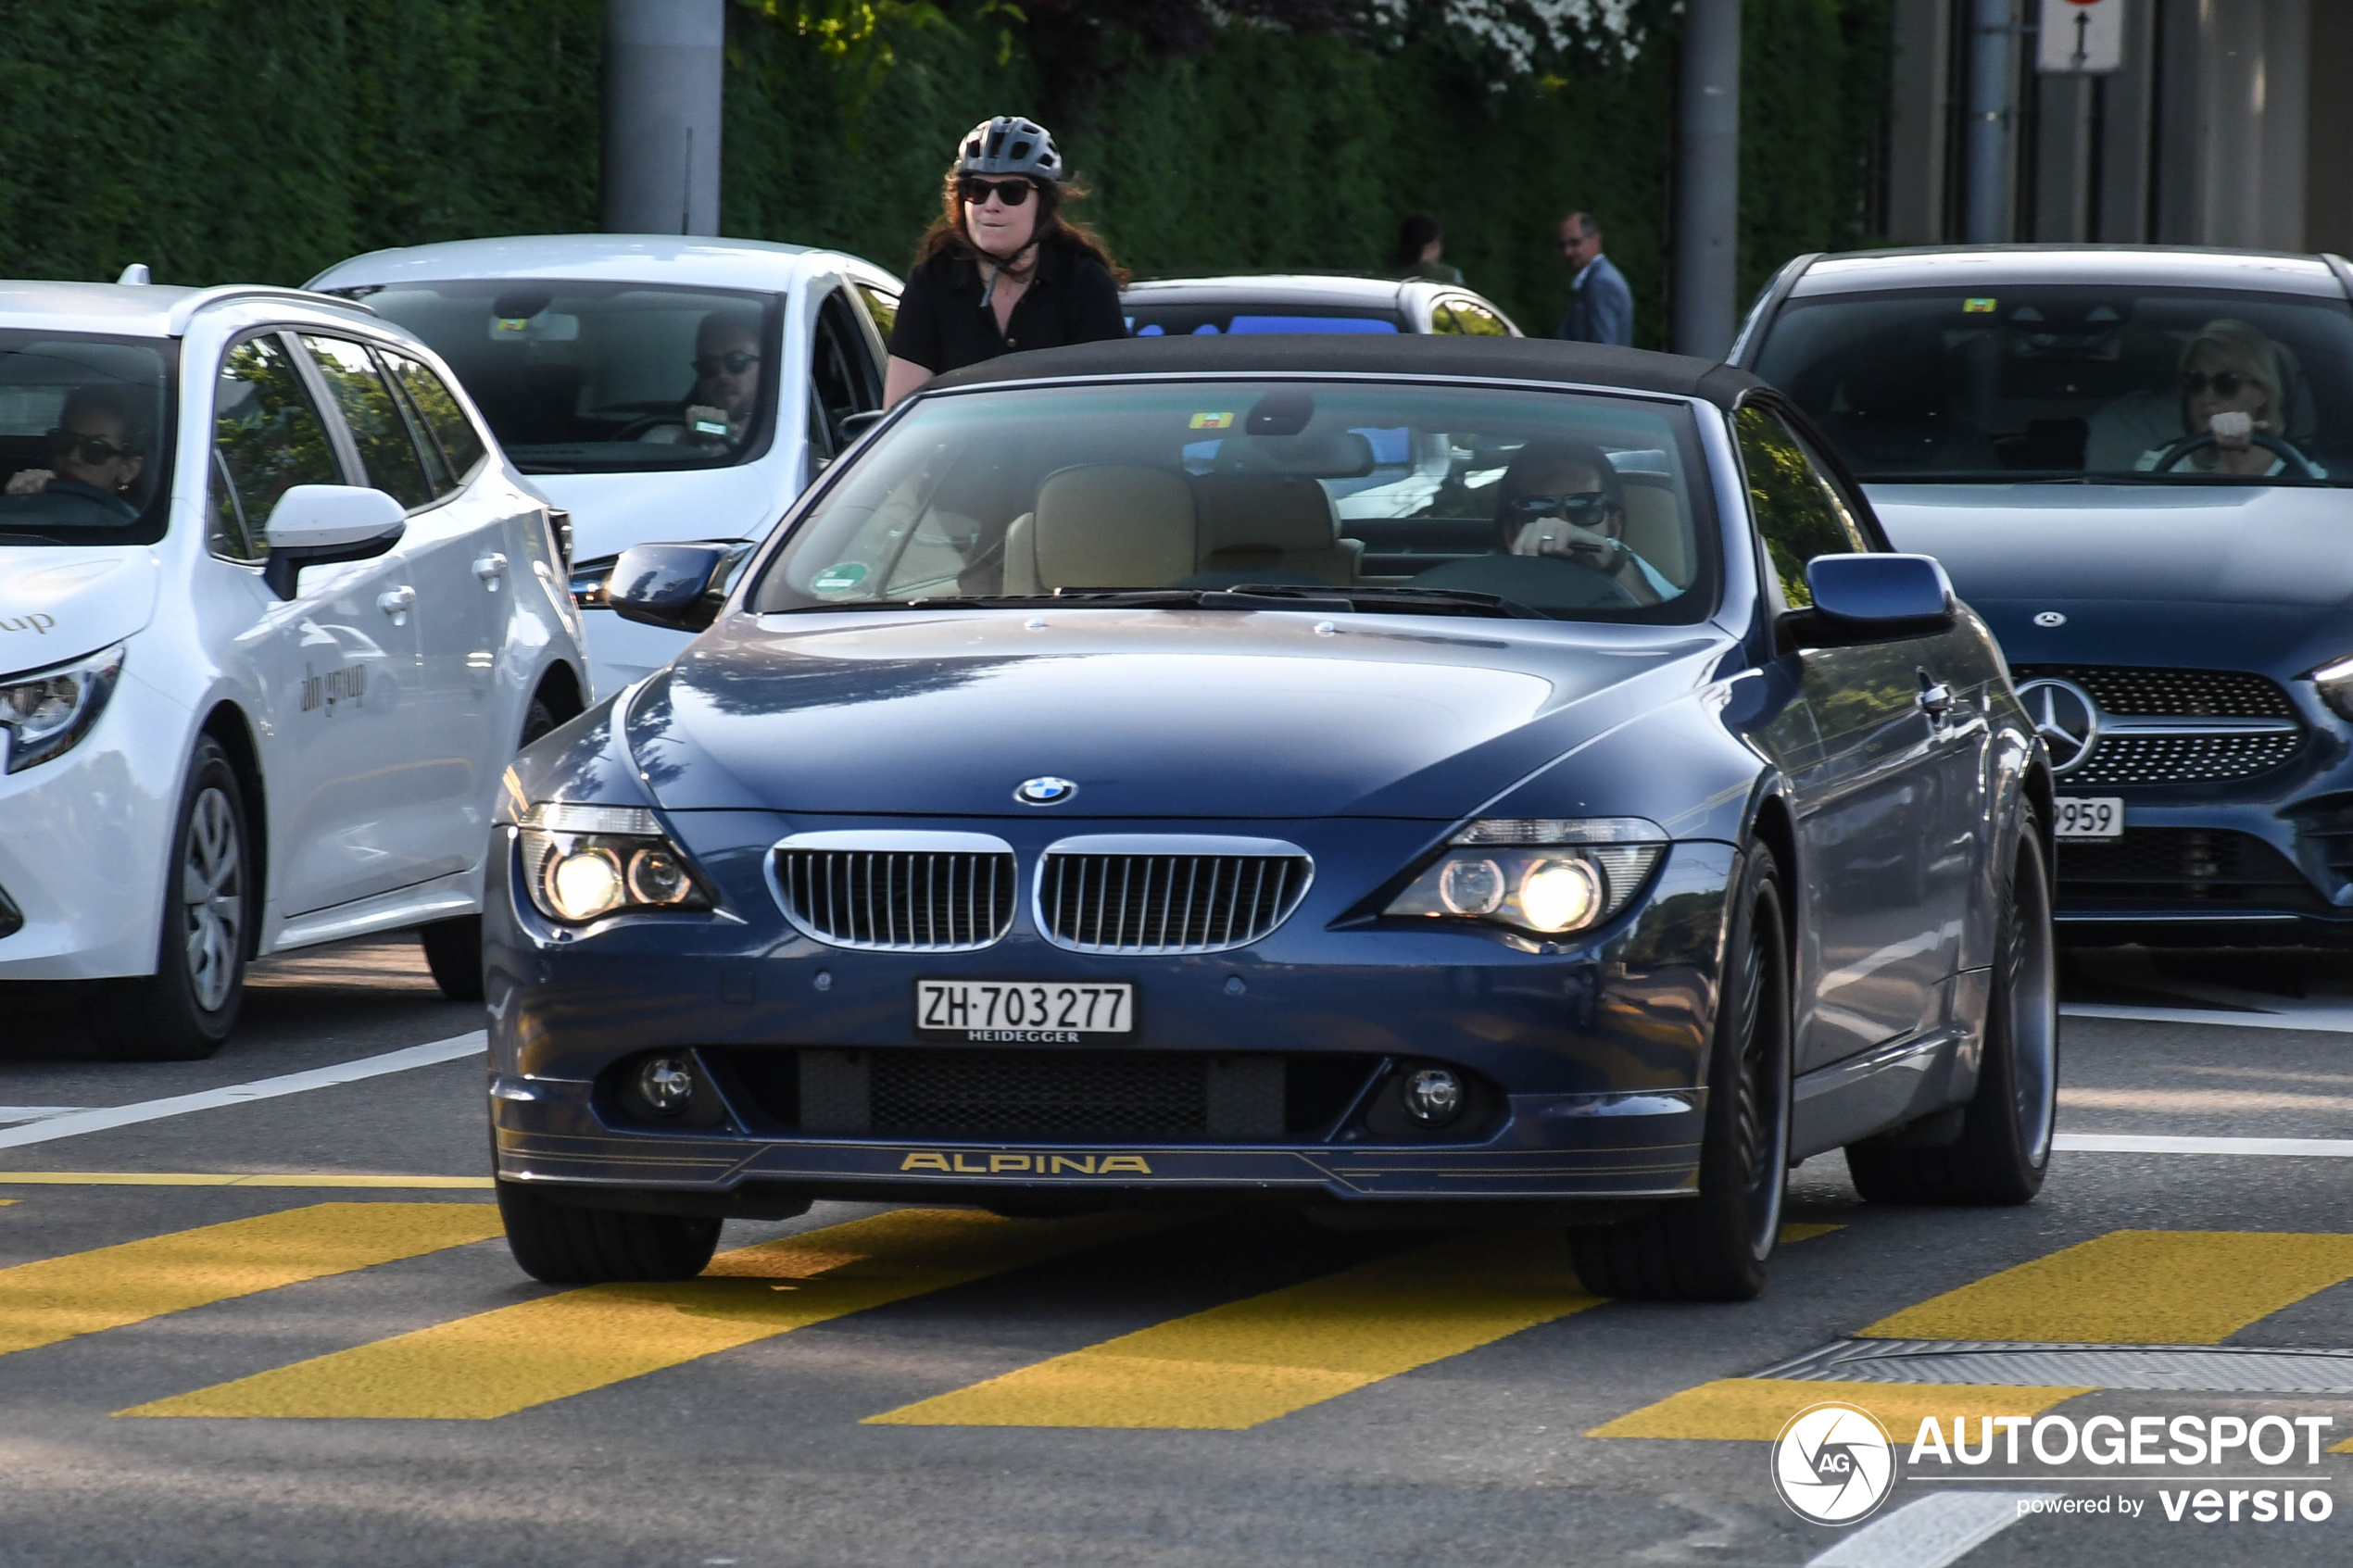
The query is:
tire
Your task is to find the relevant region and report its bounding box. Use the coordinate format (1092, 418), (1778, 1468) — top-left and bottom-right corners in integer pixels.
(1845, 801), (2057, 1206)
(83, 737), (251, 1060)
(1570, 842), (1793, 1301)
(495, 1178), (722, 1284)
(418, 694), (563, 1004)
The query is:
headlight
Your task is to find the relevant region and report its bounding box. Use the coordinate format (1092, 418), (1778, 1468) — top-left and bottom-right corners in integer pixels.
(568, 555), (616, 608)
(517, 802), (711, 923)
(2313, 655), (2353, 723)
(0, 643), (124, 774)
(1385, 817), (1666, 937)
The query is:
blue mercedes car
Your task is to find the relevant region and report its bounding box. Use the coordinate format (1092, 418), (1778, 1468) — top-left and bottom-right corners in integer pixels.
(484, 336), (2053, 1302)
(1737, 245), (2353, 945)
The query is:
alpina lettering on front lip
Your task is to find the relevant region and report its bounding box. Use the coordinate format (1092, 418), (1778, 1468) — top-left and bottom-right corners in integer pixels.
(899, 1151), (1152, 1175)
(1014, 776), (1077, 806)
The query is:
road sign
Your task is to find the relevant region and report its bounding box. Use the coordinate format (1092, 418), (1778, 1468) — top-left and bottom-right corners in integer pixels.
(2039, 0), (2123, 74)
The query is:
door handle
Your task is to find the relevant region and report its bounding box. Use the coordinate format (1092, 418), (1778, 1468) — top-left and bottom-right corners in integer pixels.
(472, 552), (509, 587)
(1918, 677), (1954, 718)
(376, 585), (415, 622)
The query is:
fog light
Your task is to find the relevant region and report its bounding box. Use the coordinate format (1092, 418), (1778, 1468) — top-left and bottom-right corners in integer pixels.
(1402, 1067), (1463, 1126)
(637, 1055), (697, 1116)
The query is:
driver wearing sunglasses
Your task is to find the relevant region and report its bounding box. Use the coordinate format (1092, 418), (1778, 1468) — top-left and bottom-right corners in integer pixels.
(665, 307), (766, 445)
(1494, 436), (1668, 605)
(3, 385), (147, 519)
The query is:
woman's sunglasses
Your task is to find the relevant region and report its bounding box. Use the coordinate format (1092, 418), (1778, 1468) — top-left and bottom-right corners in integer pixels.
(1503, 491), (1613, 526)
(49, 428), (137, 464)
(2182, 370), (2256, 398)
(959, 176), (1035, 207)
(692, 350), (760, 376)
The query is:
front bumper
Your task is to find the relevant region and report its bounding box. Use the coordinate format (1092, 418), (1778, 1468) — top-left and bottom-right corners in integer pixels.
(486, 814), (1737, 1210)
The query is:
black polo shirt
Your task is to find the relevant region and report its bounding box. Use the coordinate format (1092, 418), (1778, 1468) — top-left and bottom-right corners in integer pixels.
(887, 236), (1127, 374)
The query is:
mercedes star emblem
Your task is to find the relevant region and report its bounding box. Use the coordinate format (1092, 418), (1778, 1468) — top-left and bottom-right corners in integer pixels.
(2032, 610), (2067, 628)
(2013, 677), (2100, 774)
(1014, 776), (1078, 806)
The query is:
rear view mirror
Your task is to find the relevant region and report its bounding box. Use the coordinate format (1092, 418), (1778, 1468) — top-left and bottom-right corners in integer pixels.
(609, 542), (741, 633)
(1786, 553), (1956, 646)
(261, 484), (406, 598)
(1214, 431), (1376, 478)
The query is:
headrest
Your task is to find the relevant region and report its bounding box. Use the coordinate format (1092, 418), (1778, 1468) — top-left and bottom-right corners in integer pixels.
(1192, 473), (1337, 554)
(1033, 465), (1196, 588)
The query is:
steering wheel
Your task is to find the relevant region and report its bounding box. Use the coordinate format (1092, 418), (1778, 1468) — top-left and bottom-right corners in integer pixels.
(2147, 430), (2318, 478)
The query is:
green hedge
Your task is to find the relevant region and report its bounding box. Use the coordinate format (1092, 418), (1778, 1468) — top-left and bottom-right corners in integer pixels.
(0, 0), (1888, 347)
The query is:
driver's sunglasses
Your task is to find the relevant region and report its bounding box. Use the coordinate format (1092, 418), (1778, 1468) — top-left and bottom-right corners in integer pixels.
(48, 428), (136, 464)
(959, 176), (1035, 207)
(1503, 491), (1612, 525)
(692, 350), (760, 377)
(2182, 370), (2253, 398)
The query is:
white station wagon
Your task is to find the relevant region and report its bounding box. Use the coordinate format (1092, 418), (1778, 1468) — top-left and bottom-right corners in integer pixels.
(0, 279), (588, 1057)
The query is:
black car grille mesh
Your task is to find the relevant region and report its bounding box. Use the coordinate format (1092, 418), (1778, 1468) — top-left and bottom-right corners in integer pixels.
(2064, 732), (2305, 787)
(2012, 665), (2296, 719)
(774, 848), (1015, 950)
(2057, 829), (2322, 909)
(1038, 852), (1312, 953)
(871, 1049), (1208, 1137)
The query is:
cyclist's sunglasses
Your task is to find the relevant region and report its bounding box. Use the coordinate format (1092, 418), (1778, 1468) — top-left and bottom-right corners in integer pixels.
(2182, 370), (2257, 398)
(1502, 491), (1613, 526)
(959, 176), (1036, 207)
(49, 428), (138, 464)
(692, 350), (760, 377)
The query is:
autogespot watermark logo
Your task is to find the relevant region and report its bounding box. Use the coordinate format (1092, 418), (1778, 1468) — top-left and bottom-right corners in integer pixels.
(1771, 1402), (1898, 1525)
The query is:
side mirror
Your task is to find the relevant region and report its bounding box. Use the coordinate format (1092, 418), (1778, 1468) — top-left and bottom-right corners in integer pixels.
(609, 542), (742, 633)
(1784, 553), (1956, 646)
(261, 484), (407, 599)
(837, 409), (886, 445)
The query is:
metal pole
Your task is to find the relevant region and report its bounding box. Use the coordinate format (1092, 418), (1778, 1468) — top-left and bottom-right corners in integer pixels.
(1963, 0), (2015, 243)
(1672, 0), (1742, 360)
(602, 0), (725, 235)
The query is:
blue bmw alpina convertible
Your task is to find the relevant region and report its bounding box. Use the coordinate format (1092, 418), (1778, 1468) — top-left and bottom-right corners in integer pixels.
(484, 336), (2055, 1301)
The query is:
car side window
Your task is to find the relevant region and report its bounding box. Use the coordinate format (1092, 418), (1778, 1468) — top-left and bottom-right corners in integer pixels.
(809, 289), (881, 458)
(1734, 404), (1871, 609)
(854, 282), (900, 343)
(382, 351), (488, 487)
(1433, 297), (1507, 337)
(299, 334), (435, 509)
(208, 334), (343, 564)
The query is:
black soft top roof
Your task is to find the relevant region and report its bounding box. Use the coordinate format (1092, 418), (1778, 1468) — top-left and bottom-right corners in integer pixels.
(925, 334), (1767, 410)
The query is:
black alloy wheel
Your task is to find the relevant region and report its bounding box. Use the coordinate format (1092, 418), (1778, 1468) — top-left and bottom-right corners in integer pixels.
(84, 736), (251, 1060)
(495, 1178), (722, 1284)
(1569, 841), (1792, 1301)
(420, 693), (562, 1004)
(1846, 800), (2057, 1205)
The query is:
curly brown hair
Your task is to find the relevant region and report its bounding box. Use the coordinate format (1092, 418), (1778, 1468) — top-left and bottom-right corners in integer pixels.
(913, 170), (1129, 285)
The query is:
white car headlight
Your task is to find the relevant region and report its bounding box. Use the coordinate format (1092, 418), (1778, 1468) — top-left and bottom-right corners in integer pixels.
(517, 802), (711, 923)
(1385, 817), (1666, 937)
(0, 643), (125, 774)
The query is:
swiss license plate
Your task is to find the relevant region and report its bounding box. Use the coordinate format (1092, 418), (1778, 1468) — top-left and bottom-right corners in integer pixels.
(2054, 797), (2124, 840)
(916, 979), (1136, 1042)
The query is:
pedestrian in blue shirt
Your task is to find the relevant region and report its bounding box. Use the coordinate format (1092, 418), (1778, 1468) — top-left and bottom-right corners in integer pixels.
(1555, 211), (1632, 346)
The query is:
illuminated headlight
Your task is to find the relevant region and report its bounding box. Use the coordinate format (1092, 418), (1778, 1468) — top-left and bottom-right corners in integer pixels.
(1384, 817), (1666, 937)
(568, 555), (616, 609)
(2312, 654), (2353, 723)
(517, 802), (711, 923)
(0, 643), (124, 774)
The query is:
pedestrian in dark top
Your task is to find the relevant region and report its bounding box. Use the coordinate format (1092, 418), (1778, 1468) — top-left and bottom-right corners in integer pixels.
(884, 115), (1128, 407)
(1393, 213), (1463, 285)
(1555, 211), (1633, 346)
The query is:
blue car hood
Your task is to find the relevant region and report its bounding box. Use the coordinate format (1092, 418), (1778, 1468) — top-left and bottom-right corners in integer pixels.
(1868, 483), (2353, 672)
(623, 608), (1720, 818)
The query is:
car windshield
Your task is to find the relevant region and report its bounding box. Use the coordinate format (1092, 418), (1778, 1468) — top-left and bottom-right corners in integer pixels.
(1126, 304), (1405, 336)
(1752, 284), (2353, 485)
(751, 379), (1716, 622)
(0, 332), (173, 546)
(331, 281), (781, 474)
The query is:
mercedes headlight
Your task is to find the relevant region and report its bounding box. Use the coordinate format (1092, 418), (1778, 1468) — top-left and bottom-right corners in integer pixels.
(2312, 654), (2353, 723)
(517, 803), (711, 923)
(0, 643), (124, 774)
(1385, 818), (1666, 936)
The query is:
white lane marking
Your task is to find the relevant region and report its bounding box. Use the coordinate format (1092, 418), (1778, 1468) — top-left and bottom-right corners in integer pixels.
(2065, 1001), (2353, 1033)
(0, 1033), (485, 1149)
(2056, 1131), (2353, 1157)
(0, 1108), (89, 1126)
(1806, 1492), (2055, 1568)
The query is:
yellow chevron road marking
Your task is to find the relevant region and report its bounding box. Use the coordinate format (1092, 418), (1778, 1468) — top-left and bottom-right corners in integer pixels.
(0, 1172), (490, 1188)
(1861, 1231), (2353, 1345)
(865, 1230), (1596, 1430)
(125, 1208), (1156, 1420)
(1587, 1378), (2088, 1440)
(0, 1203), (503, 1358)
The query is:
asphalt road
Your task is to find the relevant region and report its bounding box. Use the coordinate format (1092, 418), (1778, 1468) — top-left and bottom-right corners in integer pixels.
(4, 939), (2353, 1566)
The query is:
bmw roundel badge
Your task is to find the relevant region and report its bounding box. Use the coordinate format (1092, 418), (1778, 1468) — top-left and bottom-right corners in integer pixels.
(1015, 776), (1077, 807)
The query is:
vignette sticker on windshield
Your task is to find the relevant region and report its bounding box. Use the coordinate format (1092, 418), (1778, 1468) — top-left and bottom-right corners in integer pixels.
(1189, 412), (1235, 429)
(1962, 297), (1997, 314)
(811, 561), (870, 593)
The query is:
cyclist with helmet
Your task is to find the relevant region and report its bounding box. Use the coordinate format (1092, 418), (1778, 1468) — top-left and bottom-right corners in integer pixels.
(883, 115), (1128, 407)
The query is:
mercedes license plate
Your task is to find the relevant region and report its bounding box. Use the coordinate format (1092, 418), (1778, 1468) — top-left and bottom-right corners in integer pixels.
(2054, 797), (2124, 840)
(916, 980), (1136, 1042)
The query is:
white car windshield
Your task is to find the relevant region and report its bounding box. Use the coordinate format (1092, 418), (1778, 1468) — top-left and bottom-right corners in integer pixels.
(751, 380), (1717, 622)
(1753, 285), (2353, 485)
(334, 281), (781, 475)
(0, 333), (172, 546)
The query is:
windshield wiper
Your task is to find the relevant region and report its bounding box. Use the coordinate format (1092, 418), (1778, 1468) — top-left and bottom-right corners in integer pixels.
(1220, 583), (1552, 620)
(786, 584), (1551, 619)
(0, 529), (73, 546)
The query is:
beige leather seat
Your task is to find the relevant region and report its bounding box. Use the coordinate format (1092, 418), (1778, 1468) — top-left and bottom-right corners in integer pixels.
(1190, 473), (1360, 585)
(1617, 473), (1690, 587)
(1001, 465), (1197, 594)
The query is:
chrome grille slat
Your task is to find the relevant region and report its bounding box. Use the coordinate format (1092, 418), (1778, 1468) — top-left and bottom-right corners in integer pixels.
(773, 838), (1015, 951)
(2011, 663), (2308, 785)
(1037, 842), (1312, 955)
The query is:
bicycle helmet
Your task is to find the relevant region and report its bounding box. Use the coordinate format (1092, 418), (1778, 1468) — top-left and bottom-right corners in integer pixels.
(957, 116), (1063, 184)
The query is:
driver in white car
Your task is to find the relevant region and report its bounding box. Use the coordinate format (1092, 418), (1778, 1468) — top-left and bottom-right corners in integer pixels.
(3, 386), (150, 518)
